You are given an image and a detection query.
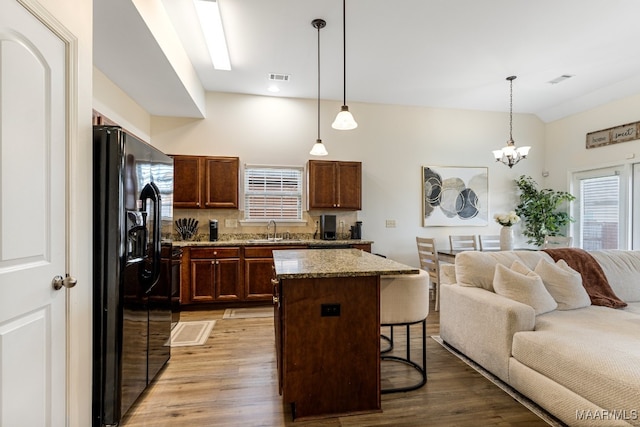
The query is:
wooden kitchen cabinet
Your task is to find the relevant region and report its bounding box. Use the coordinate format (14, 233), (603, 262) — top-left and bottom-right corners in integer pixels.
(172, 155), (203, 208)
(243, 246), (305, 301)
(172, 155), (239, 209)
(188, 247), (242, 303)
(307, 160), (361, 210)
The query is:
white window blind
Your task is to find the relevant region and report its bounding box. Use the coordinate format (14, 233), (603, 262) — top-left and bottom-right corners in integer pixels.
(578, 173), (620, 250)
(244, 166), (303, 220)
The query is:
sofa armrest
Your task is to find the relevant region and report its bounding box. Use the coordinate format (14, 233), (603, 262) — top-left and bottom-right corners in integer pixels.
(440, 283), (536, 383)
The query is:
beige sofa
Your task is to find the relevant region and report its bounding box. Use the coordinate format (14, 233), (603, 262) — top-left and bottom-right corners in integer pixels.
(440, 249), (640, 427)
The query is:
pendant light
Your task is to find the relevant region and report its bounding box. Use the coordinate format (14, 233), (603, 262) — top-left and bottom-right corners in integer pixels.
(310, 19), (329, 156)
(331, 0), (358, 130)
(492, 76), (531, 168)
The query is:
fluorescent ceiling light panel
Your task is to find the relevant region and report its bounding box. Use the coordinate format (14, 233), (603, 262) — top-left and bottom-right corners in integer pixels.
(194, 0), (231, 71)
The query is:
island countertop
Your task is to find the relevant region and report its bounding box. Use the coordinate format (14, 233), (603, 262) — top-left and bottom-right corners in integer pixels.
(272, 248), (419, 279)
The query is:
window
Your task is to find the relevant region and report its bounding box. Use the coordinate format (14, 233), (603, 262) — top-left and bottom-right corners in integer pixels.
(244, 165), (303, 221)
(572, 166), (629, 250)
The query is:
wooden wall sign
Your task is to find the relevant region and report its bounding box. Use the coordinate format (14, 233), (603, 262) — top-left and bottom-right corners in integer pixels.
(586, 121), (639, 149)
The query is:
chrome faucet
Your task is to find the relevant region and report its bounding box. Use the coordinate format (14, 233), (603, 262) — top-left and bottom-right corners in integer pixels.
(267, 220), (277, 240)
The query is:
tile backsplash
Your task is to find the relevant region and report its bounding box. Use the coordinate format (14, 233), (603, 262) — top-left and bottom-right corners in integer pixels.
(166, 208), (359, 242)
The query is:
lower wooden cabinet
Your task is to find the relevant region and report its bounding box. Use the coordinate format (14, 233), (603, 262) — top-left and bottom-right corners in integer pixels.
(186, 247), (242, 303)
(180, 243), (372, 306)
(244, 246), (305, 301)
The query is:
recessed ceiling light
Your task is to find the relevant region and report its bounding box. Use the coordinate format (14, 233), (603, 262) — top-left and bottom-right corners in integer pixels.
(548, 74), (574, 85)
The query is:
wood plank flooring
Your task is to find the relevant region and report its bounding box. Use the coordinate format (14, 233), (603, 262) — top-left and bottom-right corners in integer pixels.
(121, 302), (550, 426)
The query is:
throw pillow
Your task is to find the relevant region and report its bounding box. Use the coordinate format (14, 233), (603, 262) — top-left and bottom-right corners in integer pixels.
(493, 262), (557, 315)
(534, 258), (591, 310)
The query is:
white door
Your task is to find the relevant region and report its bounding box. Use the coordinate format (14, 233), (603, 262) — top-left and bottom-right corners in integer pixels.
(0, 1), (69, 426)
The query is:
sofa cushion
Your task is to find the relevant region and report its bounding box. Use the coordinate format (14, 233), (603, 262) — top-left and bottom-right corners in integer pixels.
(456, 250), (553, 292)
(512, 306), (640, 418)
(493, 262), (557, 315)
(534, 258), (591, 310)
(590, 250), (640, 302)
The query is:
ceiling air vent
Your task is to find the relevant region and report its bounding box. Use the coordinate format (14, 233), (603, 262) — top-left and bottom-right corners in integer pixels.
(548, 74), (574, 85)
(268, 73), (291, 82)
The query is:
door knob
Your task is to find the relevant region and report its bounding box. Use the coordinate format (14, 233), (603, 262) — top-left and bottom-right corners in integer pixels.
(52, 275), (77, 290)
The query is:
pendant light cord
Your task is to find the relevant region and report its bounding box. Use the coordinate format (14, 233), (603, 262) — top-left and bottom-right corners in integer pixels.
(342, 0), (346, 106)
(317, 22), (321, 140)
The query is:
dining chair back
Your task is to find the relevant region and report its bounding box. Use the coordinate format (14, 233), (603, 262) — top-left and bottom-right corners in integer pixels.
(449, 235), (478, 251)
(479, 235), (501, 251)
(416, 237), (441, 311)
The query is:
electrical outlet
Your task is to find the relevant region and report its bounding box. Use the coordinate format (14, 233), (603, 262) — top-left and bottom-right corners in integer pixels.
(225, 219), (238, 228)
(385, 219), (396, 228)
(321, 303), (341, 317)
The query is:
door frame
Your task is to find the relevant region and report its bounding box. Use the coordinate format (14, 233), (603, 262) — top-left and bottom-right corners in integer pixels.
(16, 1), (82, 425)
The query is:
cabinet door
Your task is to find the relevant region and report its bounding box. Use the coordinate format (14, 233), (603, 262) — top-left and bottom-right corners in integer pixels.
(244, 258), (275, 301)
(190, 259), (215, 302)
(308, 160), (338, 209)
(336, 162), (362, 210)
(173, 155), (203, 208)
(203, 157), (239, 208)
(215, 258), (243, 300)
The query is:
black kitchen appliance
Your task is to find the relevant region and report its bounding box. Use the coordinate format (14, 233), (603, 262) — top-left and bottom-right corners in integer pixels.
(209, 219), (218, 241)
(350, 221), (362, 240)
(320, 214), (337, 240)
(92, 126), (173, 427)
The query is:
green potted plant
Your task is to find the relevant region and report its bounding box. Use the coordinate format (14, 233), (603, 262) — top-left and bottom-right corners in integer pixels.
(514, 175), (576, 247)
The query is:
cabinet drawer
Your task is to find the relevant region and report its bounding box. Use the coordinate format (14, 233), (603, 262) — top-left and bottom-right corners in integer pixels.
(244, 245), (306, 258)
(190, 247), (240, 259)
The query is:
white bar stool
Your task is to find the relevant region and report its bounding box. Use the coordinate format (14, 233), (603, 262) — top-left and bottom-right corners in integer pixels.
(380, 269), (430, 393)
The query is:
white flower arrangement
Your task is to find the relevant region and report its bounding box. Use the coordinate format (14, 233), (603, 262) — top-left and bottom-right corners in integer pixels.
(494, 211), (520, 227)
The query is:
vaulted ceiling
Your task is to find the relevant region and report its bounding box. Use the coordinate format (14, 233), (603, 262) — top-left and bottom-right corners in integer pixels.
(94, 0), (640, 122)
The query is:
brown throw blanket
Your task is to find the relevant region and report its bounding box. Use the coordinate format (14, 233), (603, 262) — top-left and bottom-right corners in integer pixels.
(543, 248), (627, 308)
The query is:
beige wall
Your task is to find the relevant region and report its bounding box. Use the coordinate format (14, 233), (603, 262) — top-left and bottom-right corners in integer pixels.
(93, 67), (152, 140)
(151, 92), (546, 265)
(545, 92), (640, 192)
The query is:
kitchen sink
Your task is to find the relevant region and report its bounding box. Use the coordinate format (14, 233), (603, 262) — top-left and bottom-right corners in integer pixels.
(247, 238), (302, 243)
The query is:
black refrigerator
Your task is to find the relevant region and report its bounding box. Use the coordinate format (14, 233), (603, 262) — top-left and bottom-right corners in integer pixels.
(92, 126), (173, 427)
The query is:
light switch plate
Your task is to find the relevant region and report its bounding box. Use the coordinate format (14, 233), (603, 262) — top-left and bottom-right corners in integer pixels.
(385, 219), (396, 228)
(225, 219), (238, 228)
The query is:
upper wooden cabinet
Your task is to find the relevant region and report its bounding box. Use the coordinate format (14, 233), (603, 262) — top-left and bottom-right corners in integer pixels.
(172, 155), (239, 209)
(307, 160), (362, 210)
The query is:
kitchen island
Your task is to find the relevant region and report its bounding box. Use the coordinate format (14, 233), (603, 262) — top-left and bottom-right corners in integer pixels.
(272, 248), (418, 420)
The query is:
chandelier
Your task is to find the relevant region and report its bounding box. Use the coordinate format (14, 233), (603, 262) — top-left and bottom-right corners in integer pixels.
(492, 76), (530, 168)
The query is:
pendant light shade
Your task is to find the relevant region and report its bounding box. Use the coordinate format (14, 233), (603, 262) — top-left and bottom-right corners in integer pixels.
(493, 76), (530, 168)
(331, 0), (357, 130)
(310, 19), (328, 156)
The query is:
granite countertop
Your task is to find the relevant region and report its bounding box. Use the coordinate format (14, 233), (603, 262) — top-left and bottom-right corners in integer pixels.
(172, 238), (373, 248)
(272, 248), (419, 279)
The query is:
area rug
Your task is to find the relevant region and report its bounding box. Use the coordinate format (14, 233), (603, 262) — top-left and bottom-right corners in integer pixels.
(223, 306), (273, 319)
(431, 336), (565, 427)
(170, 320), (215, 347)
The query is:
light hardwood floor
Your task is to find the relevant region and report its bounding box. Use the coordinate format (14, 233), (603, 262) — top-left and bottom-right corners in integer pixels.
(121, 301), (551, 426)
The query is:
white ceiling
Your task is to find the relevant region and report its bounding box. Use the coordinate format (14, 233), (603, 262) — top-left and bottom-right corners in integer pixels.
(94, 0), (640, 122)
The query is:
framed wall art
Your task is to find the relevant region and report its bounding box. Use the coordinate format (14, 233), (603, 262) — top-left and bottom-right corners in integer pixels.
(422, 165), (488, 226)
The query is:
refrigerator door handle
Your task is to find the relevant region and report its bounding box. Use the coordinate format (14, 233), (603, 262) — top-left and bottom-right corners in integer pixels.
(139, 182), (162, 287)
